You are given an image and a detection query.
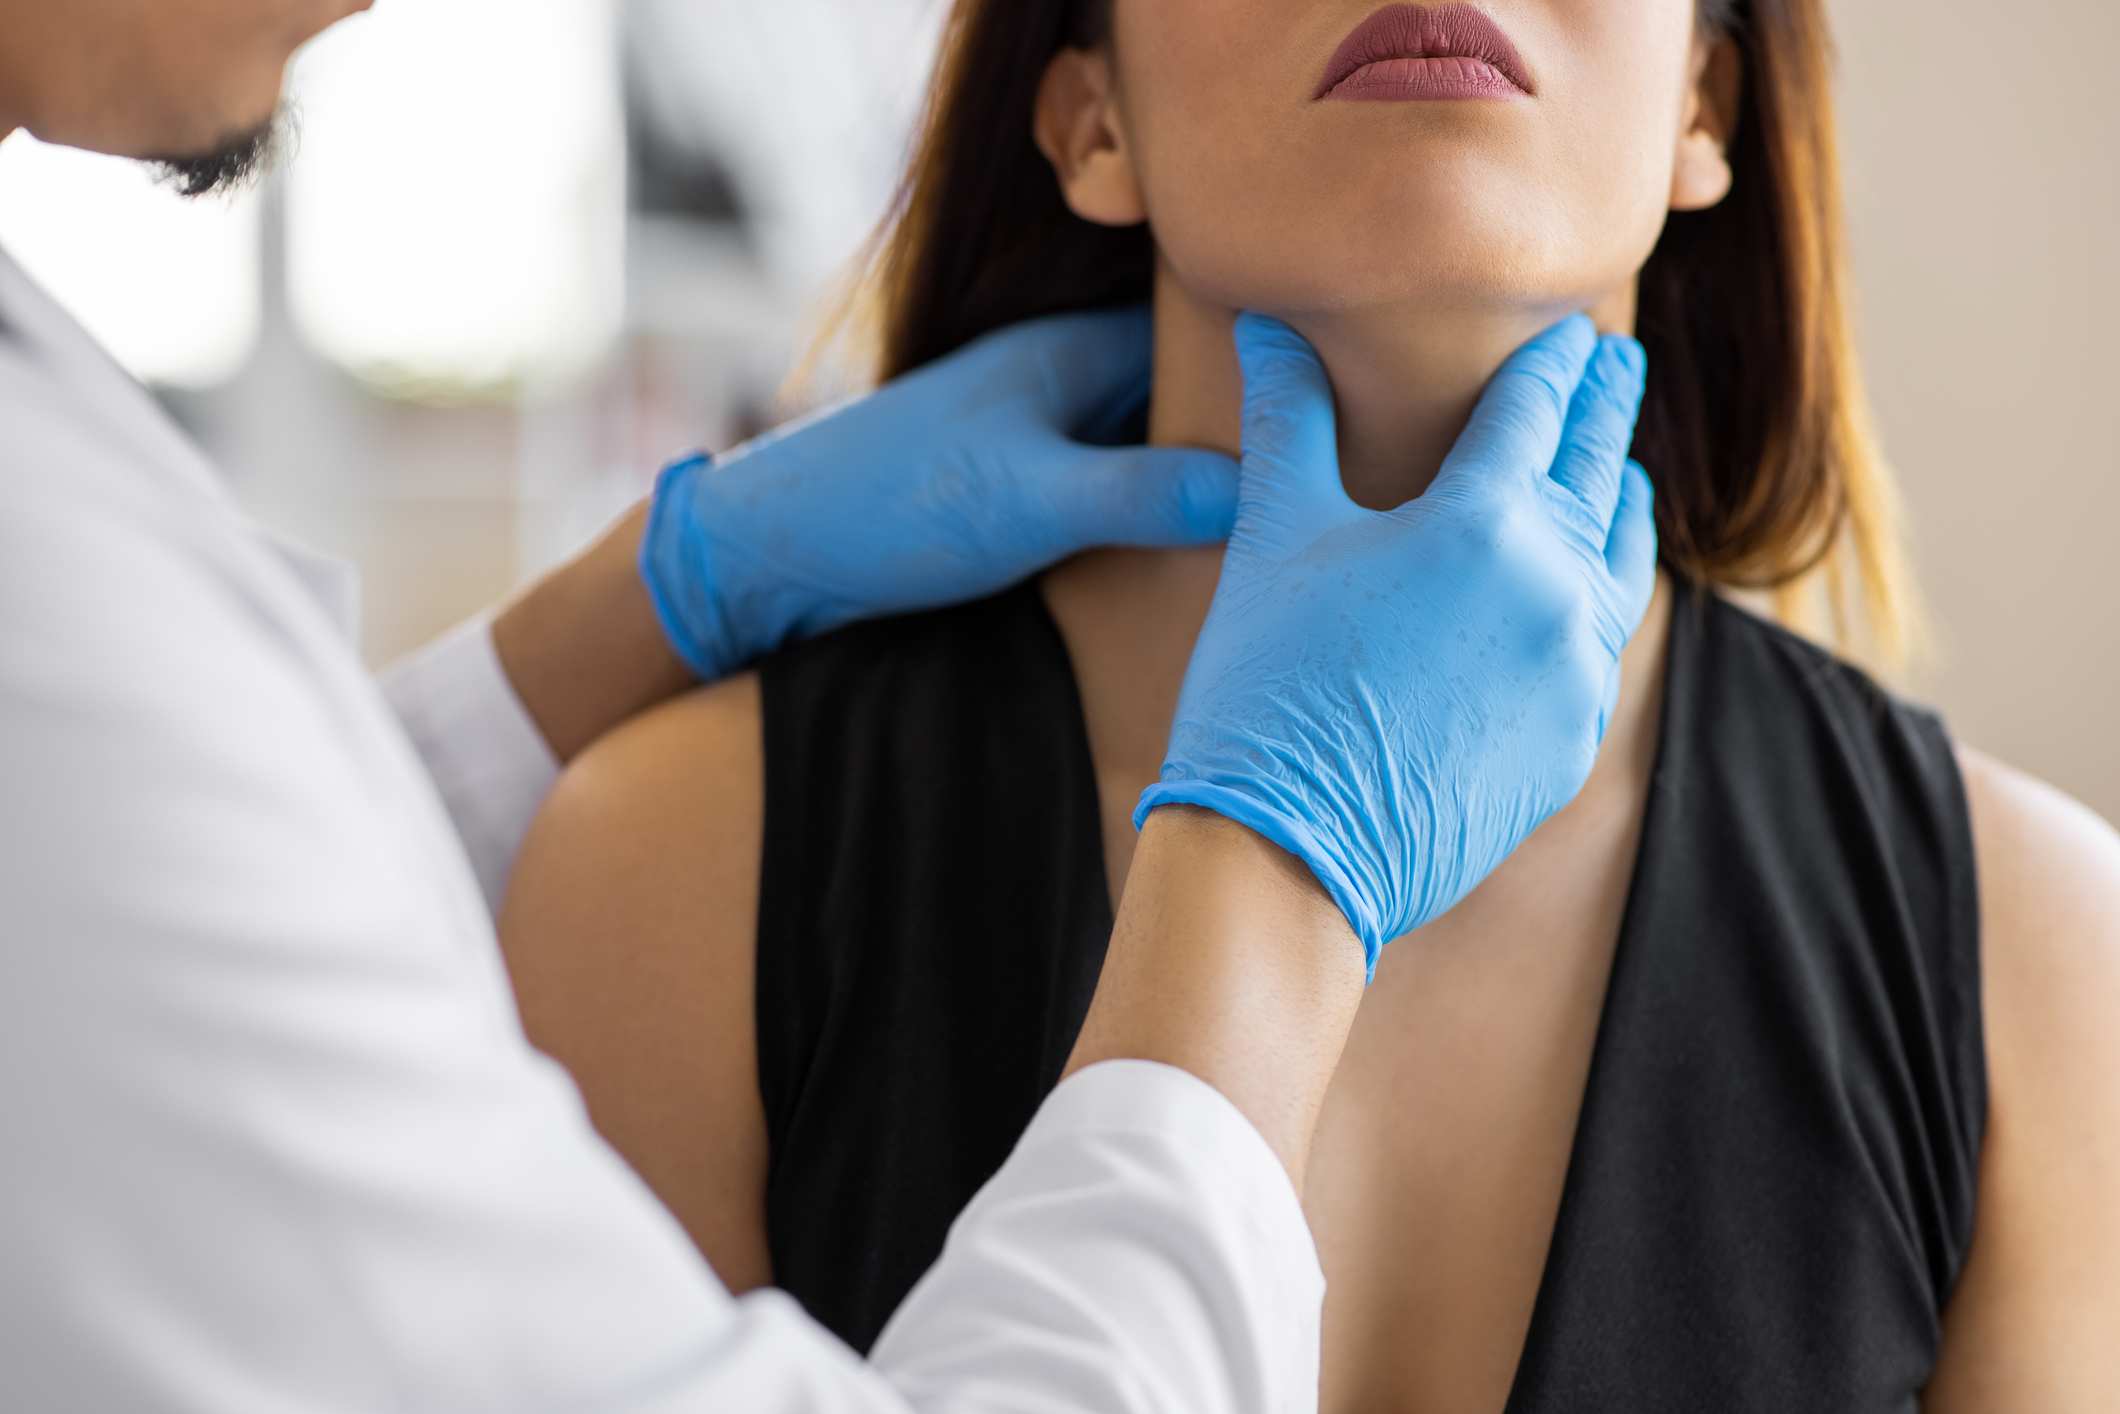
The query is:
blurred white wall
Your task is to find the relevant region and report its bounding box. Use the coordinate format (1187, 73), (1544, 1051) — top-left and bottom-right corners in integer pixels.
(1829, 0), (2120, 822)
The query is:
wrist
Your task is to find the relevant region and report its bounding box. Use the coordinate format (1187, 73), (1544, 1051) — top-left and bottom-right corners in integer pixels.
(1065, 805), (1366, 1189)
(491, 503), (695, 762)
(1134, 777), (1386, 978)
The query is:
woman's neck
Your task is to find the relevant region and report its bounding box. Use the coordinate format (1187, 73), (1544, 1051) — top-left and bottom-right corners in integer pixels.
(1054, 261), (1659, 909)
(1147, 258), (1637, 508)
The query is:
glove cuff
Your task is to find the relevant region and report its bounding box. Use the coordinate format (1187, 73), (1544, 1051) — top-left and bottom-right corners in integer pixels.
(1133, 781), (1382, 982)
(640, 452), (729, 682)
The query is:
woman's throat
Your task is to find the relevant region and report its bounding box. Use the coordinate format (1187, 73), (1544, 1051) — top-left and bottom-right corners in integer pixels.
(1145, 268), (1641, 514)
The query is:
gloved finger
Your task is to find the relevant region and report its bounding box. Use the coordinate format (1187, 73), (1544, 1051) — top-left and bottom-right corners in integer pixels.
(1048, 444), (1241, 549)
(1234, 312), (1345, 505)
(1548, 335), (1647, 529)
(1603, 459), (1659, 625)
(984, 307), (1156, 434)
(1432, 313), (1598, 500)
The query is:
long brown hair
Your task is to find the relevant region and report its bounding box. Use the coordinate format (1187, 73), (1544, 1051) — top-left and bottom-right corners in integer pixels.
(837, 0), (1915, 662)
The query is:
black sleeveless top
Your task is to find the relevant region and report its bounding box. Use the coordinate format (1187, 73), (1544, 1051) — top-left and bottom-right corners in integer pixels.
(754, 577), (1985, 1409)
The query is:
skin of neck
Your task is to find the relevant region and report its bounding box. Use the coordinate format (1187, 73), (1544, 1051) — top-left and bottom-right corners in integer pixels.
(1147, 255), (1639, 508)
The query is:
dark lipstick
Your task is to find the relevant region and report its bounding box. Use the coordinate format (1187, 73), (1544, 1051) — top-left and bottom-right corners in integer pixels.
(1315, 4), (1534, 101)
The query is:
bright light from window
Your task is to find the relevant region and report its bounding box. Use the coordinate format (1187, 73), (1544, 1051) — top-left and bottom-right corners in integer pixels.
(0, 132), (262, 389)
(286, 0), (625, 399)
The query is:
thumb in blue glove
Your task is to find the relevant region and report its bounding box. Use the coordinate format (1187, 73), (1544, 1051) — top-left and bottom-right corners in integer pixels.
(641, 307), (1239, 681)
(1135, 312), (1658, 976)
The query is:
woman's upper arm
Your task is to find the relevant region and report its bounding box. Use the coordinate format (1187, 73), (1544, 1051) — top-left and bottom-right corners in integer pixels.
(1925, 747), (2120, 1411)
(495, 672), (774, 1294)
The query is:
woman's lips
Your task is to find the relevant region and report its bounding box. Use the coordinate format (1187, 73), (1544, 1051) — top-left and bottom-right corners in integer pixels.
(1315, 3), (1534, 101)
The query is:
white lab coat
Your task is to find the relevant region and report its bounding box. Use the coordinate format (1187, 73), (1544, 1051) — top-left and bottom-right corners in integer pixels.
(0, 244), (1325, 1412)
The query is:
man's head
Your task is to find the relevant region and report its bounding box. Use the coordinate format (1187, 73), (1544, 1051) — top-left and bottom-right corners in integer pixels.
(0, 0), (371, 194)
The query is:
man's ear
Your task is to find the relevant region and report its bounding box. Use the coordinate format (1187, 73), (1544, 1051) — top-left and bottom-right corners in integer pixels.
(1033, 47), (1147, 226)
(1670, 36), (1740, 212)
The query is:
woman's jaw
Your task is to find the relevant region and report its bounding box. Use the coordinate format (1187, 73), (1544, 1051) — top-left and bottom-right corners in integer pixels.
(1147, 256), (1638, 512)
(1040, 0), (1733, 510)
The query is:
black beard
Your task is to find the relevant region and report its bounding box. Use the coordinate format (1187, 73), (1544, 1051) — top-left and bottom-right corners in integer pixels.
(146, 110), (286, 198)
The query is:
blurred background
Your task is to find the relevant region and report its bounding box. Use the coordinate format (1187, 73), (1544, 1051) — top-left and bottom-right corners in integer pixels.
(0, 0), (2112, 823)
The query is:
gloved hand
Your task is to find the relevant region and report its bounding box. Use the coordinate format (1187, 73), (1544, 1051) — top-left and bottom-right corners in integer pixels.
(1135, 313), (1657, 976)
(641, 308), (1238, 681)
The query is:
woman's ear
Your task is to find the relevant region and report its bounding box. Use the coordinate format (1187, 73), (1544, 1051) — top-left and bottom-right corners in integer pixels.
(1033, 47), (1147, 226)
(1670, 36), (1741, 212)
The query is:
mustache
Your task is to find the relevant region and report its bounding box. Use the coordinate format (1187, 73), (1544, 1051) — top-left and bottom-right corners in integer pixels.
(145, 107), (292, 199)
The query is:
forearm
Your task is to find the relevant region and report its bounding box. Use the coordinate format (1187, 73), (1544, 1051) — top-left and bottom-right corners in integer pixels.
(1065, 806), (1367, 1190)
(490, 504), (696, 763)
(878, 818), (1352, 1411)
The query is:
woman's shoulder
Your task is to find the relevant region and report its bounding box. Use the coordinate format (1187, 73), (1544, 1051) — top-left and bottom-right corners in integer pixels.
(1953, 745), (2120, 1109)
(497, 670), (775, 1291)
(1953, 746), (2120, 1082)
(500, 668), (766, 1023)
(515, 669), (766, 888)
(1925, 747), (2120, 1403)
(500, 667), (767, 1055)
(1957, 746), (2120, 935)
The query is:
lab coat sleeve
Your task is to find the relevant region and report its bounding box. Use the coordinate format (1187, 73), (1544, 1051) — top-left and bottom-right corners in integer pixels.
(875, 1059), (1326, 1414)
(626, 1061), (1325, 1414)
(382, 614), (560, 914)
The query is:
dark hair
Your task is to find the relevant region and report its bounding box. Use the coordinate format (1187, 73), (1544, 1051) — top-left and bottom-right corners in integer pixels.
(850, 0), (1912, 657)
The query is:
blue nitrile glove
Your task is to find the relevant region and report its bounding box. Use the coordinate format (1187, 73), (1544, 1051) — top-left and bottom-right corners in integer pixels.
(641, 308), (1239, 680)
(1135, 313), (1658, 976)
